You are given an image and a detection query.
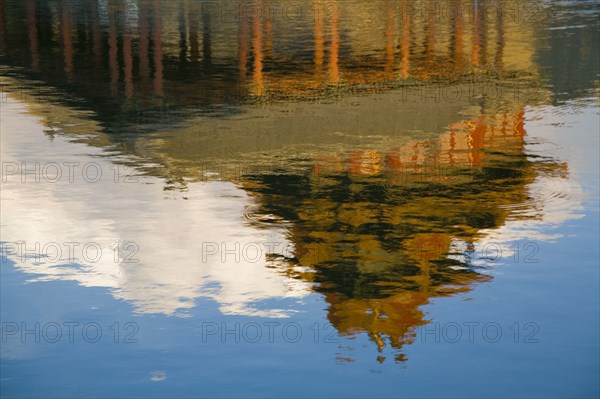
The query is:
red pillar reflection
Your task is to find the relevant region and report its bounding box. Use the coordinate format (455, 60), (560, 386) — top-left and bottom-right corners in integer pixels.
(469, 117), (487, 167)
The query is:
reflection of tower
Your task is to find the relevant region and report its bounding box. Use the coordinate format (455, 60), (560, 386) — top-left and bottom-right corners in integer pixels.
(26, 0), (39, 72)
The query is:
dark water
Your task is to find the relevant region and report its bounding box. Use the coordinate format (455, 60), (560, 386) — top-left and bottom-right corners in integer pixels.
(0, 1), (598, 398)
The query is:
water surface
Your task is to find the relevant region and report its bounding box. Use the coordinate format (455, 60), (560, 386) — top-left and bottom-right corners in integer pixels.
(1, 1), (599, 397)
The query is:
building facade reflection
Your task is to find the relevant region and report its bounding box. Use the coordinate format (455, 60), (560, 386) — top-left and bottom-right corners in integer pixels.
(0, 0), (590, 362)
(3, 0), (543, 114)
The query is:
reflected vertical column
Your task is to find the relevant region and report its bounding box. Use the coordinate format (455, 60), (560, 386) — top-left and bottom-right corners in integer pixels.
(60, 1), (74, 81)
(385, 0), (395, 76)
(90, 0), (103, 69)
(188, 1), (199, 62)
(468, 116), (487, 167)
(178, 0), (188, 63)
(138, 0), (151, 94)
(425, 2), (436, 67)
(239, 1), (249, 83)
(314, 0), (325, 80)
(450, 0), (464, 73)
(448, 131), (457, 166)
(328, 0), (340, 85)
(471, 1), (481, 68)
(495, 5), (504, 72)
(479, 3), (488, 68)
(472, 1), (489, 70)
(26, 0), (40, 72)
(399, 0), (410, 79)
(513, 108), (525, 139)
(108, 2), (119, 96)
(152, 0), (164, 96)
(123, 12), (133, 100)
(0, 0), (6, 56)
(202, 2), (212, 67)
(251, 0), (264, 96)
(265, 3), (273, 59)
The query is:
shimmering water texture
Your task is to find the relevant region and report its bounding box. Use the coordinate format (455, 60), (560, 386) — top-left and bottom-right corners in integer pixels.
(0, 1), (599, 398)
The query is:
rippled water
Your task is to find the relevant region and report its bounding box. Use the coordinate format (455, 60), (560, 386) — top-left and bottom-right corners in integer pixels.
(1, 1), (599, 398)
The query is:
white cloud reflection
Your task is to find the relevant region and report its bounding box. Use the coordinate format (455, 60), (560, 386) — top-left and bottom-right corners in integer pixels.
(1, 99), (310, 317)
